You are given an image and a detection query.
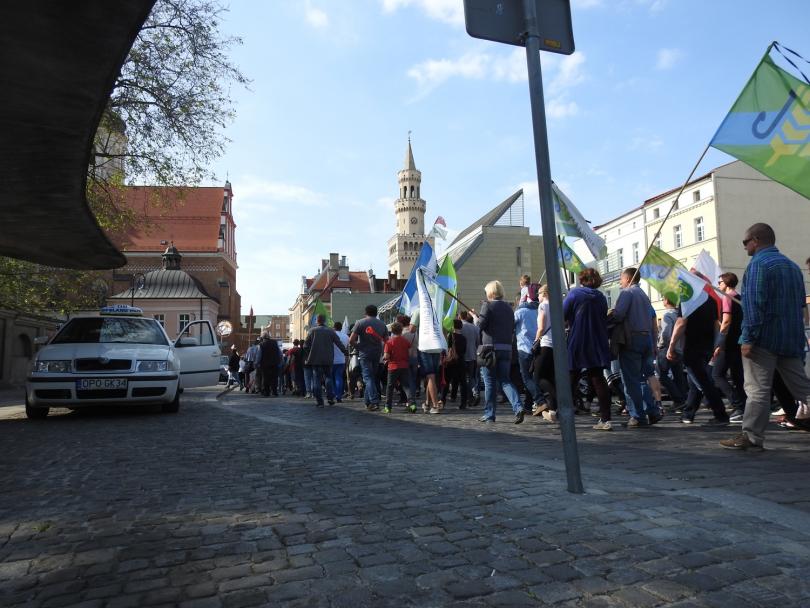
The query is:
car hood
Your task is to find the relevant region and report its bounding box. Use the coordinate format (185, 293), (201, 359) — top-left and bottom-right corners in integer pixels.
(37, 343), (171, 361)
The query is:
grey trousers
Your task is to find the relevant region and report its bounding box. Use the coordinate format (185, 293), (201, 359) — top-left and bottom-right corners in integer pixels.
(742, 346), (810, 446)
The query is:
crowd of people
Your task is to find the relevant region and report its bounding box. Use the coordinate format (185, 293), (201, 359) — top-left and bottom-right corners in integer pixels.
(229, 222), (810, 451)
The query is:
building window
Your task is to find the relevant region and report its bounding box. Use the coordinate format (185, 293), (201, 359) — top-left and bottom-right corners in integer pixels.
(154, 314), (165, 328)
(632, 242), (639, 264)
(693, 190), (701, 203)
(617, 228), (621, 236)
(673, 225), (682, 248)
(606, 291), (612, 308)
(695, 217), (705, 242)
(179, 314), (191, 332)
(516, 247), (522, 267)
(632, 221), (636, 229)
(655, 235), (661, 249)
(617, 248), (624, 269)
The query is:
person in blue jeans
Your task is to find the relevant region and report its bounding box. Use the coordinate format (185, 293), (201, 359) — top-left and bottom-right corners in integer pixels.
(471, 280), (523, 424)
(332, 321), (349, 402)
(611, 267), (662, 428)
(514, 299), (544, 411)
(349, 304), (389, 411)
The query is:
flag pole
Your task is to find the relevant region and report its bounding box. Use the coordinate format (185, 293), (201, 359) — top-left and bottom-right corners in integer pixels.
(432, 282), (475, 314)
(630, 142), (712, 286)
(558, 236), (570, 290)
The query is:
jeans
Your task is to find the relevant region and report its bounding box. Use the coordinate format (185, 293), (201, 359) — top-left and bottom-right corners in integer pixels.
(332, 363), (345, 400)
(656, 350), (687, 403)
(408, 356), (419, 398)
(311, 364), (334, 405)
(303, 366), (313, 394)
(681, 348), (728, 421)
(712, 347), (746, 409)
(742, 346), (810, 445)
(618, 333), (654, 422)
(386, 367), (413, 406)
(517, 351), (542, 405)
(359, 356), (381, 405)
(465, 360), (479, 397)
(481, 350), (521, 420)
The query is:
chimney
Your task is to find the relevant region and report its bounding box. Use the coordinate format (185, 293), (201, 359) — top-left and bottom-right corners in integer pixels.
(338, 256), (349, 281)
(329, 253), (339, 270)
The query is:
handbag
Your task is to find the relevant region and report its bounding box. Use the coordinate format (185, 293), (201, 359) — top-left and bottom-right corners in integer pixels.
(607, 313), (632, 358)
(796, 401), (810, 420)
(476, 344), (496, 370)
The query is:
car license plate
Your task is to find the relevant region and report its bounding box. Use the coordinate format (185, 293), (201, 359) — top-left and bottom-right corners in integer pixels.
(76, 379), (128, 390)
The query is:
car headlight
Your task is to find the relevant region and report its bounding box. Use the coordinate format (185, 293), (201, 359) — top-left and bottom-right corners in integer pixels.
(136, 360), (169, 372)
(35, 360), (72, 373)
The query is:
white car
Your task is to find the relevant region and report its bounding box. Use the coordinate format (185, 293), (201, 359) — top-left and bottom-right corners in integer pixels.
(25, 307), (221, 419)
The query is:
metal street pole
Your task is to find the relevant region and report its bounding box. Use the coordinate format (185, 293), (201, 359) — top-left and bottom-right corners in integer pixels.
(521, 0), (583, 493)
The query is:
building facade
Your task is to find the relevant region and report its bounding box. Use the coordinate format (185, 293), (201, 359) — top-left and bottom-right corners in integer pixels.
(593, 160), (810, 313)
(443, 190), (546, 312)
(108, 181), (242, 325)
(387, 139), (434, 280)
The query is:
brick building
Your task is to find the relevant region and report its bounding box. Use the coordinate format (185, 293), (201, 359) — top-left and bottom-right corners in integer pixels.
(107, 181), (242, 332)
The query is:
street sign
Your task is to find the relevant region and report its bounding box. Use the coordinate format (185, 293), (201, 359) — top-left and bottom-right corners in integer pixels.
(463, 0), (574, 54)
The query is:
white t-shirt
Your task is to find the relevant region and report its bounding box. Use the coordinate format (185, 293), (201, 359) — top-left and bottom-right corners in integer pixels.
(519, 285), (530, 303)
(537, 300), (553, 348)
(333, 332), (349, 364)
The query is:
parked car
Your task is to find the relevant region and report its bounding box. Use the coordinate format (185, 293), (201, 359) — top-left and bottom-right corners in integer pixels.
(25, 305), (220, 419)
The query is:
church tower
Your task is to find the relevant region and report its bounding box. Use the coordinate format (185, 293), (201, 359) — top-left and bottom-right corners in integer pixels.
(387, 137), (434, 279)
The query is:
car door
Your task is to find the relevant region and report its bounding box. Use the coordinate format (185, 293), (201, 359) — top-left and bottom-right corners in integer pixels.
(174, 320), (221, 388)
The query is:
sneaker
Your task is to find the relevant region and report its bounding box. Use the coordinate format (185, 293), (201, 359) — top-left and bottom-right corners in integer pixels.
(541, 410), (558, 423)
(672, 402), (685, 415)
(532, 402), (549, 416)
(703, 418), (730, 427)
(771, 407), (785, 417)
(593, 420), (613, 431)
(514, 411), (525, 424)
(408, 403), (417, 413)
(383, 406), (392, 414)
(729, 409), (744, 423)
(429, 407), (441, 414)
(479, 415), (494, 422)
(367, 404), (380, 412)
(680, 416), (694, 424)
(623, 417), (645, 429)
(720, 433), (764, 451)
(327, 399), (335, 406)
(422, 402), (430, 414)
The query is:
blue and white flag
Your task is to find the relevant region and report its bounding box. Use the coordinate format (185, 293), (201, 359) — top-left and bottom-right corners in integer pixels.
(398, 241), (437, 316)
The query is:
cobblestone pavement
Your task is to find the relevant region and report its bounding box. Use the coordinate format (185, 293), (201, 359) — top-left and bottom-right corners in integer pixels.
(1, 388), (809, 607)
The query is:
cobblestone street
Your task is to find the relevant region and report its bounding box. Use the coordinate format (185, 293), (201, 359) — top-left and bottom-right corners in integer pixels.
(1, 389), (809, 607)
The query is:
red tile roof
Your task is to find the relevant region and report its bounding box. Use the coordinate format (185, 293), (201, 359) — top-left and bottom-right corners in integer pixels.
(113, 186), (226, 253)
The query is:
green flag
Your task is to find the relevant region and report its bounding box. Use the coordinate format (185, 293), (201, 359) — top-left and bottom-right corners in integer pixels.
(638, 246), (709, 317)
(436, 256), (458, 332)
(309, 297), (332, 328)
(710, 51), (810, 200)
(557, 239), (586, 274)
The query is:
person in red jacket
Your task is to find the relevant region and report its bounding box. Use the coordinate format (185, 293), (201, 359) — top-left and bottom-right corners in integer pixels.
(384, 322), (416, 413)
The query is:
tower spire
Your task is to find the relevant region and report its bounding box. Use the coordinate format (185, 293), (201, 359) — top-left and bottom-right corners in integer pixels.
(404, 132), (416, 171)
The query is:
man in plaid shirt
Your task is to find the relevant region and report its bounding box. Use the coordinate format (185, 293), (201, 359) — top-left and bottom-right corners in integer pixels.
(721, 223), (810, 451)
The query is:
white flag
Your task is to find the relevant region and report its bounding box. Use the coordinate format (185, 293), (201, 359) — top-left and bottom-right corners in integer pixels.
(552, 182), (606, 260)
(416, 268), (447, 353)
(691, 250), (722, 285)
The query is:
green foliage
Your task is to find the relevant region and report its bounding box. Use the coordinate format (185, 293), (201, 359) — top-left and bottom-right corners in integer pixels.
(0, 0), (248, 315)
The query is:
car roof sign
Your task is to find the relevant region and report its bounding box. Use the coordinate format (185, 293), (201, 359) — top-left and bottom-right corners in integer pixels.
(100, 304), (143, 316)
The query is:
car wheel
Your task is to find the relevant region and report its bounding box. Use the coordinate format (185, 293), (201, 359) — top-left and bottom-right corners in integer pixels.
(162, 389), (180, 414)
(25, 397), (49, 420)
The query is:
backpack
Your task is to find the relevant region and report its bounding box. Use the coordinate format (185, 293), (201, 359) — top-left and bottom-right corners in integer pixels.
(527, 282), (541, 303)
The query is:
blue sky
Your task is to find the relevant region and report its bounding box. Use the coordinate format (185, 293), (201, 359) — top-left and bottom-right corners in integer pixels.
(210, 0), (808, 314)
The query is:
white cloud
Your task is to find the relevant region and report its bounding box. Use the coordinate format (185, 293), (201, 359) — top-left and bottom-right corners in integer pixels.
(381, 0), (464, 26)
(637, 0), (668, 12)
(546, 98), (579, 119)
(655, 48), (682, 70)
(549, 52), (586, 94)
(407, 52), (489, 96)
(572, 0), (603, 8)
(629, 135), (664, 152)
(304, 1), (329, 28)
(236, 176), (325, 207)
(491, 48), (527, 83)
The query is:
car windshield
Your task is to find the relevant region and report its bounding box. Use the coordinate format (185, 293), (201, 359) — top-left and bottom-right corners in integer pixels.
(51, 317), (169, 346)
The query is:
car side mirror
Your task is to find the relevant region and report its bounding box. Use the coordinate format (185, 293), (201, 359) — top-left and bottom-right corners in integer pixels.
(176, 336), (200, 347)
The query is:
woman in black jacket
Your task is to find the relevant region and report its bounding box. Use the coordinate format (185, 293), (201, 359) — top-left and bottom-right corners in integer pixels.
(471, 280), (523, 424)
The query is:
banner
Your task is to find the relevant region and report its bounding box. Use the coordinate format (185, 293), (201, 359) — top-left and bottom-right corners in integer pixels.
(552, 182), (607, 259)
(428, 216), (448, 240)
(710, 51), (810, 200)
(416, 268), (447, 353)
(309, 297), (332, 328)
(639, 246), (708, 318)
(436, 256), (458, 332)
(398, 240), (437, 316)
(557, 239), (587, 274)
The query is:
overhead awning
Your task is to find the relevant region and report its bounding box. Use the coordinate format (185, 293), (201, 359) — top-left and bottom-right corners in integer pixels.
(0, 1), (156, 269)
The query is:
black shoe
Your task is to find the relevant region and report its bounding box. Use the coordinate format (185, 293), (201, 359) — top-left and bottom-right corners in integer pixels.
(703, 418), (730, 427)
(459, 404), (467, 410)
(648, 413), (663, 426)
(514, 411), (525, 425)
(327, 399), (335, 405)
